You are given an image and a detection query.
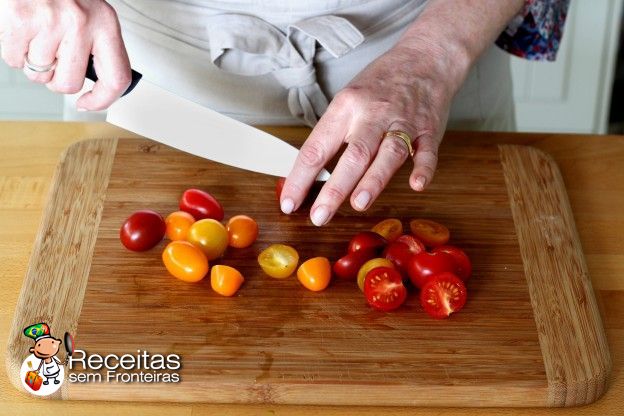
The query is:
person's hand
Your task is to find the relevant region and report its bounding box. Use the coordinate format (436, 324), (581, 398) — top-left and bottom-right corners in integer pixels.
(0, 0), (131, 110)
(280, 44), (459, 226)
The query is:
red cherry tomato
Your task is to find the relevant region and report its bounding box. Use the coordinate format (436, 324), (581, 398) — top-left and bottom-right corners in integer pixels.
(363, 267), (407, 312)
(432, 245), (472, 281)
(407, 251), (456, 288)
(120, 210), (166, 252)
(348, 231), (387, 254)
(332, 249), (376, 280)
(395, 234), (425, 255)
(409, 219), (450, 247)
(382, 241), (414, 275)
(179, 188), (224, 221)
(420, 272), (467, 319)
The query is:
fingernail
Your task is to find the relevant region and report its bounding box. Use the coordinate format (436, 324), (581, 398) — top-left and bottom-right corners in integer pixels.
(311, 205), (330, 227)
(354, 191), (371, 210)
(414, 176), (426, 191)
(281, 198), (294, 215)
(77, 107), (87, 112)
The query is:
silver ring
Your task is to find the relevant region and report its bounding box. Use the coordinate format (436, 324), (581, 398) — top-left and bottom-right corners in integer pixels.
(24, 56), (56, 73)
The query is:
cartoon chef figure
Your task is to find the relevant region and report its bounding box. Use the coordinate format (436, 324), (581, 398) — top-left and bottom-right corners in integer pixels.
(23, 323), (63, 385)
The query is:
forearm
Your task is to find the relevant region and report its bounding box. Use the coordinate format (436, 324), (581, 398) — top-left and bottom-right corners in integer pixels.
(392, 0), (525, 93)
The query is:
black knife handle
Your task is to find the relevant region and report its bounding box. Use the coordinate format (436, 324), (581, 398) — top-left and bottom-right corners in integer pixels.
(85, 55), (142, 97)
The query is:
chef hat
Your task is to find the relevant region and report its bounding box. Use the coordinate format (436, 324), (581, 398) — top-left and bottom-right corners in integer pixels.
(23, 323), (52, 342)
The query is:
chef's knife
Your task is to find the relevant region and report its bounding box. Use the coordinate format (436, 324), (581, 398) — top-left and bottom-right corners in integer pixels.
(85, 57), (330, 180)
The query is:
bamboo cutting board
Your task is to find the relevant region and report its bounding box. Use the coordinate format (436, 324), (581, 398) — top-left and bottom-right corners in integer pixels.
(6, 138), (610, 407)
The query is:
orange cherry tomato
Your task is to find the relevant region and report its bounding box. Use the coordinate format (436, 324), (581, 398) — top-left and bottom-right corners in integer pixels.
(297, 257), (332, 292)
(357, 257), (395, 291)
(372, 218), (403, 242)
(162, 240), (209, 283)
(226, 215), (259, 248)
(258, 244), (299, 279)
(187, 219), (229, 260)
(409, 219), (450, 247)
(165, 211), (195, 241)
(210, 265), (245, 296)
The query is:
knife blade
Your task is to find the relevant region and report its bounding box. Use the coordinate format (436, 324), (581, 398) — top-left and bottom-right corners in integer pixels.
(85, 58), (330, 180)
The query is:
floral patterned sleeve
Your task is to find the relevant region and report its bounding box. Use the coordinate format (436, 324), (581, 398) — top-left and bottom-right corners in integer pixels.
(495, 0), (571, 61)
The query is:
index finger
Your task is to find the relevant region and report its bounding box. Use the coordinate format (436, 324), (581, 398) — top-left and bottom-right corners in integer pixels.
(280, 107), (349, 214)
(76, 24), (131, 110)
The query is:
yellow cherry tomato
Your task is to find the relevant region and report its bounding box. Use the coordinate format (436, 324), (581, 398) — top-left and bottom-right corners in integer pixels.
(165, 211), (195, 241)
(210, 265), (244, 296)
(297, 257), (332, 292)
(226, 215), (259, 248)
(258, 244), (299, 279)
(162, 240), (209, 282)
(372, 218), (403, 242)
(357, 258), (395, 291)
(187, 219), (229, 260)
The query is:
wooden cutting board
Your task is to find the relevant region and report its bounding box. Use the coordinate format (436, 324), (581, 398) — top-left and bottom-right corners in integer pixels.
(6, 138), (610, 407)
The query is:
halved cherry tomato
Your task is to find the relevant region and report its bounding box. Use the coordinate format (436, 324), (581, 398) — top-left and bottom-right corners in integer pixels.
(420, 272), (467, 319)
(120, 210), (166, 251)
(210, 265), (244, 296)
(348, 231), (387, 254)
(333, 249), (376, 280)
(371, 218), (403, 242)
(165, 211), (195, 241)
(407, 251), (456, 288)
(180, 188), (224, 221)
(162, 240), (209, 282)
(409, 219), (450, 247)
(357, 258), (394, 291)
(297, 257), (332, 291)
(395, 234), (425, 255)
(226, 215), (259, 248)
(383, 241), (413, 275)
(364, 267), (407, 311)
(187, 219), (229, 260)
(432, 245), (472, 281)
(258, 244), (299, 279)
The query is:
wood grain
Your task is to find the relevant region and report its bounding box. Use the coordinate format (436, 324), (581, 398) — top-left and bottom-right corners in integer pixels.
(4, 134), (609, 407)
(499, 145), (611, 406)
(5, 138), (117, 399)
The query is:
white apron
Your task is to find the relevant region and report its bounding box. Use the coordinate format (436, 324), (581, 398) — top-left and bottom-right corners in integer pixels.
(66, 0), (515, 131)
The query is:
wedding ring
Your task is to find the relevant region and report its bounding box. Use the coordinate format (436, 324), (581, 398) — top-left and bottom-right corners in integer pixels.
(383, 130), (414, 158)
(24, 56), (56, 73)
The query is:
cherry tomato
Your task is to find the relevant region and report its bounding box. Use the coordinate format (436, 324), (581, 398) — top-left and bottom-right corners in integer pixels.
(226, 215), (259, 248)
(162, 240), (209, 282)
(420, 272), (467, 319)
(333, 249), (376, 280)
(187, 219), (229, 260)
(407, 251), (456, 288)
(395, 234), (425, 255)
(258, 244), (299, 279)
(180, 188), (224, 221)
(348, 231), (387, 254)
(297, 257), (332, 291)
(211, 265), (245, 296)
(432, 245), (472, 281)
(165, 211), (195, 241)
(120, 210), (166, 251)
(276, 178), (286, 201)
(409, 219), (450, 247)
(382, 241), (414, 275)
(357, 258), (394, 291)
(371, 218), (403, 242)
(364, 267), (407, 312)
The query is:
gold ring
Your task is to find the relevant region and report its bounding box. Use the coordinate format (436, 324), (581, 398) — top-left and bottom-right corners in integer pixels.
(383, 130), (414, 158)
